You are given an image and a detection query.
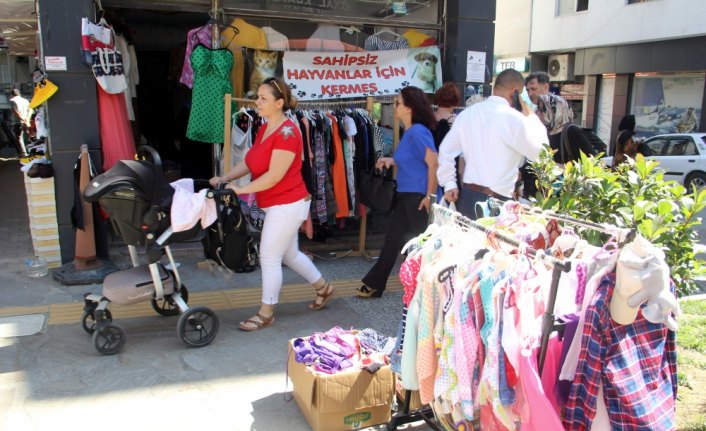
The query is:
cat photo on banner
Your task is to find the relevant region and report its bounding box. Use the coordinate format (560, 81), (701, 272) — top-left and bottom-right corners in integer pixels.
(246, 49), (281, 98)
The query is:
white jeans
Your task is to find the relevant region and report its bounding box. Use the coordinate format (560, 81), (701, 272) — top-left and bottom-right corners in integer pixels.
(260, 198), (321, 304)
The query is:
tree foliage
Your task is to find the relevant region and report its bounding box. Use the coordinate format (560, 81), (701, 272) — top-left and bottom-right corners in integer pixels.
(530, 147), (706, 297)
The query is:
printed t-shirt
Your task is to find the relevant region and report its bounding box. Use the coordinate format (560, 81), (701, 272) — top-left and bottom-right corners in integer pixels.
(245, 118), (308, 208)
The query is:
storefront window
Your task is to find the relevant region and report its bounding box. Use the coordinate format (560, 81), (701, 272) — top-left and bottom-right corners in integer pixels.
(631, 73), (704, 136)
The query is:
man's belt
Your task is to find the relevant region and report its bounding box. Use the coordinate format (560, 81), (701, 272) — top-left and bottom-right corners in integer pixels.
(462, 183), (509, 200)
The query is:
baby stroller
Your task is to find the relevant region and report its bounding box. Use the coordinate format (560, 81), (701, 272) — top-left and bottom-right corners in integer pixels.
(81, 146), (219, 355)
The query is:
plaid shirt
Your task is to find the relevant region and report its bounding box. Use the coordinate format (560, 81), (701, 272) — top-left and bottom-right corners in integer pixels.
(563, 273), (677, 430)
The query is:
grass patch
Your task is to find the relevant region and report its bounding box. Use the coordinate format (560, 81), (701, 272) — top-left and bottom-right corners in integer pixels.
(676, 300), (706, 430)
(678, 371), (694, 390)
(678, 350), (706, 370)
(681, 299), (706, 316)
(679, 416), (706, 431)
(678, 300), (706, 354)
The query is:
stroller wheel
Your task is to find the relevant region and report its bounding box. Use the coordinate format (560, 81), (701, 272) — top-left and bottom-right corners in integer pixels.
(81, 308), (113, 334)
(92, 323), (126, 355)
(177, 306), (219, 348)
(151, 285), (189, 316)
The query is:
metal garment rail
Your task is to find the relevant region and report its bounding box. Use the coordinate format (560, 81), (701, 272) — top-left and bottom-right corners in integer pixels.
(431, 203), (574, 374)
(486, 198), (635, 371)
(388, 203), (572, 430)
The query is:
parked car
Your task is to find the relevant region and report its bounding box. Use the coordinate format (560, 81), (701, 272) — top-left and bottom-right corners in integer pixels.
(603, 133), (706, 193)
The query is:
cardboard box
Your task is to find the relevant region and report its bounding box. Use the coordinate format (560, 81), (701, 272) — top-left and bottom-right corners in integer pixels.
(287, 339), (394, 431)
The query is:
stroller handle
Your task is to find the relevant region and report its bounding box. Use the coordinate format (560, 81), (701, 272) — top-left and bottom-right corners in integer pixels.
(136, 145), (162, 169)
(206, 185), (237, 200)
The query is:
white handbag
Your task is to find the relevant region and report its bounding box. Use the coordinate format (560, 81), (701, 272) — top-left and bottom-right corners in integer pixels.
(81, 18), (128, 94)
(92, 46), (128, 94)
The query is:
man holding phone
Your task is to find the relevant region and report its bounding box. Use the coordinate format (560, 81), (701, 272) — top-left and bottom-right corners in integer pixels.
(437, 69), (547, 219)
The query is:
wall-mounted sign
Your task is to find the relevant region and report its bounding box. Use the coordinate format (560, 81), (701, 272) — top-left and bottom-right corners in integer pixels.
(466, 51), (487, 83)
(560, 83), (585, 100)
(494, 56), (527, 74)
(283, 47), (443, 100)
(44, 56), (67, 71)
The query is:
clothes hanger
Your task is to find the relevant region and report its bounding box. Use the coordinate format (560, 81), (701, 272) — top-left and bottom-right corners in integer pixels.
(372, 27), (401, 38)
(237, 106), (253, 121)
(551, 226), (580, 256)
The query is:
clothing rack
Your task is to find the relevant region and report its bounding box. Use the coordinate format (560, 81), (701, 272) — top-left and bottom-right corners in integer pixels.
(388, 203), (571, 431)
(389, 200), (633, 430)
(486, 197), (635, 371)
(432, 202), (575, 374)
(222, 95), (381, 261)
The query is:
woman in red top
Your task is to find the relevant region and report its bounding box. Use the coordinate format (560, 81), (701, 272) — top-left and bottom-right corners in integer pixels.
(210, 77), (334, 331)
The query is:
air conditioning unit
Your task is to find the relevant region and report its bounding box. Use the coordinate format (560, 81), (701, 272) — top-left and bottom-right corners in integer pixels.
(548, 54), (575, 82)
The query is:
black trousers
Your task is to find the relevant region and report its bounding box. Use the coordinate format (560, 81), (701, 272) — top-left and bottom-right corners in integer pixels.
(362, 192), (428, 293)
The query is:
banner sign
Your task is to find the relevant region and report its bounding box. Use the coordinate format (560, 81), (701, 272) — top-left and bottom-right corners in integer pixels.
(283, 47), (442, 100)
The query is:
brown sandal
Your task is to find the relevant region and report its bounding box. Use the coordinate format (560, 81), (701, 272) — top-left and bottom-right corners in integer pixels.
(238, 313), (274, 331)
(309, 282), (335, 310)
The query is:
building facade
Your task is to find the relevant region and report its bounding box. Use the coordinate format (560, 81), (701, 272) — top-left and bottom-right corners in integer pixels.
(27, 0), (496, 264)
(529, 0), (706, 148)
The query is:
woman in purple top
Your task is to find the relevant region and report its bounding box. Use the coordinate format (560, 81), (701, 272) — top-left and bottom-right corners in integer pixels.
(357, 86), (438, 298)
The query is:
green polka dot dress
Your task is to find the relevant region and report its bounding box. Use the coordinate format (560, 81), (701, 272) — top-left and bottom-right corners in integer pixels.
(186, 45), (233, 143)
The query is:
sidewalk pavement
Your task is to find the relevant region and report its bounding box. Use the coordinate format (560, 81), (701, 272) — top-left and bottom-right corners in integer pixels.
(0, 242), (429, 431)
(0, 158), (431, 431)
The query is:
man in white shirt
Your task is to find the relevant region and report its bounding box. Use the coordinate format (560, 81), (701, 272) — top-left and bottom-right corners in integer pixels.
(437, 69), (548, 219)
(10, 88), (31, 156)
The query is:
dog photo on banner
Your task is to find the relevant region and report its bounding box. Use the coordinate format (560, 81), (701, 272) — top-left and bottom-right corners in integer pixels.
(409, 47), (442, 93)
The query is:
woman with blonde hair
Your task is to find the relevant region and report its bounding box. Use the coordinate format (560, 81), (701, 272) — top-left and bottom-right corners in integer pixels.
(210, 77), (333, 330)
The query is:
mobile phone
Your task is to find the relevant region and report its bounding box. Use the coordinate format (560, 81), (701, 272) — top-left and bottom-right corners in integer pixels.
(511, 90), (523, 112)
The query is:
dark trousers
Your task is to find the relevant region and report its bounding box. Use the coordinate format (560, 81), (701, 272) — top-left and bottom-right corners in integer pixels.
(12, 123), (28, 156)
(362, 192), (428, 293)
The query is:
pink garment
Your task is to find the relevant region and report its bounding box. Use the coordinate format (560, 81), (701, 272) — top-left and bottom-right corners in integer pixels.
(399, 254), (422, 307)
(502, 261), (562, 431)
(179, 25), (213, 88)
(96, 83), (135, 171)
(416, 255), (443, 405)
(169, 178), (217, 232)
(539, 337), (563, 415)
(454, 276), (479, 419)
(518, 354), (563, 431)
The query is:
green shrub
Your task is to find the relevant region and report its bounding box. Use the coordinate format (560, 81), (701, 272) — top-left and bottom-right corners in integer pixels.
(530, 147), (706, 297)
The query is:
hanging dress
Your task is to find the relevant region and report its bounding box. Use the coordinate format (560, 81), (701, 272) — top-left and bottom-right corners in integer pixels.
(97, 83), (135, 171)
(186, 44), (233, 143)
(232, 111), (255, 205)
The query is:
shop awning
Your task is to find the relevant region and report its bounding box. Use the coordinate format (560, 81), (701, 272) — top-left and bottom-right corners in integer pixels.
(0, 0), (37, 57)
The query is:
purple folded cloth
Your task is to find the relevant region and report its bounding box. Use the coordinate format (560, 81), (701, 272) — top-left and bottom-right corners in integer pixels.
(292, 327), (359, 374)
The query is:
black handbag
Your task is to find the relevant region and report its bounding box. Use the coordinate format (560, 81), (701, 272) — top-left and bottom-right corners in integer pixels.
(358, 168), (397, 213)
(202, 196), (257, 273)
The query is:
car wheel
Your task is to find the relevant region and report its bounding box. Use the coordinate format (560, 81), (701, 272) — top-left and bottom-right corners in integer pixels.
(685, 171), (706, 194)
